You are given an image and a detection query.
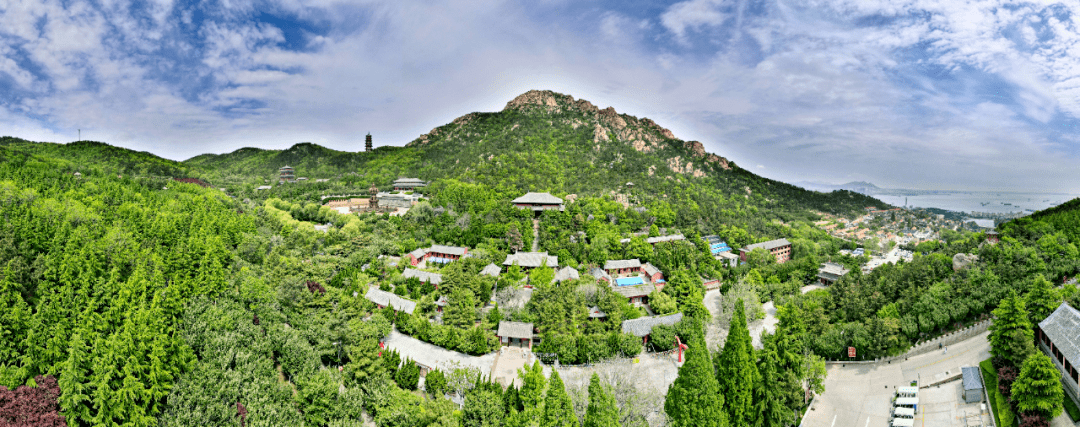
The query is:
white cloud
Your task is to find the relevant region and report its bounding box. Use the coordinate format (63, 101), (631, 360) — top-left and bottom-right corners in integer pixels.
(660, 0), (730, 42)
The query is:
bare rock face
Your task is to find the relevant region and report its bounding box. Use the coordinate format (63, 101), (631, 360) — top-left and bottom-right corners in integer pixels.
(953, 253), (979, 271)
(503, 89), (571, 112)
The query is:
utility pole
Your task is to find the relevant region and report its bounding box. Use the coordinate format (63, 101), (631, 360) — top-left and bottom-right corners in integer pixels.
(78, 129), (80, 141)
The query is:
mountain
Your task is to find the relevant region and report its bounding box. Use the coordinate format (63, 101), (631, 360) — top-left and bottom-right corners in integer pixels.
(186, 90), (887, 221)
(795, 180), (882, 194)
(0, 137), (189, 177)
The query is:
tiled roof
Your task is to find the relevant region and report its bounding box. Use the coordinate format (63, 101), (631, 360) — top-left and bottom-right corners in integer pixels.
(590, 267), (612, 282)
(497, 321), (534, 339)
(364, 286), (417, 314)
(402, 268), (443, 285)
(742, 238), (792, 252)
(393, 177), (426, 184)
(409, 248), (427, 258)
(480, 263), (502, 277)
(503, 252), (558, 268)
(643, 262), (661, 276)
(818, 262), (850, 277)
(588, 306), (607, 318)
(961, 366), (982, 391)
(1039, 302), (1080, 371)
(604, 259), (642, 270)
(428, 245), (468, 256)
(612, 283), (655, 298)
(512, 192), (563, 204)
(553, 266), (580, 282)
(621, 313), (683, 337)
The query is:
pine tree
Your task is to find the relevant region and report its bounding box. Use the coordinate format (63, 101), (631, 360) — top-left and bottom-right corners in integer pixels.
(664, 326), (727, 427)
(1024, 275), (1060, 325)
(989, 290), (1035, 367)
(584, 373), (619, 427)
(752, 339), (796, 427)
(715, 301), (757, 427)
(541, 370), (578, 427)
(1012, 351), (1064, 419)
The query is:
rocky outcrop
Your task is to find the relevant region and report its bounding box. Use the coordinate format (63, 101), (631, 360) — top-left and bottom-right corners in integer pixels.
(953, 253), (979, 271)
(414, 89), (736, 173)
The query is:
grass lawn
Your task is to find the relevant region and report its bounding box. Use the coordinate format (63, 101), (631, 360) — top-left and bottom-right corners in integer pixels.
(981, 358), (1016, 427)
(1064, 392), (1080, 422)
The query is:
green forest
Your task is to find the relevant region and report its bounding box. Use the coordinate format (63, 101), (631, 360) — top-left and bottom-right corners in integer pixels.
(2, 92), (1079, 426)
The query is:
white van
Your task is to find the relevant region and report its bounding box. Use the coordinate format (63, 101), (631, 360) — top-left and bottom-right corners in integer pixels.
(891, 418), (915, 427)
(893, 406), (915, 418)
(896, 386), (918, 398)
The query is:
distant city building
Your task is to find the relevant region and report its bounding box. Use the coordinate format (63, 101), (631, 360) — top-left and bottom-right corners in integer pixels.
(278, 165), (296, 183)
(512, 192), (564, 213)
(739, 238), (793, 263)
(392, 177), (426, 191)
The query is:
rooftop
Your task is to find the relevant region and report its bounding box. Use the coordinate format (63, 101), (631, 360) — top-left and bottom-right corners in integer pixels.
(961, 366), (982, 391)
(503, 252), (558, 268)
(647, 234), (685, 244)
(588, 306), (607, 318)
(818, 262), (850, 276)
(742, 238), (792, 252)
(612, 283), (654, 298)
(402, 268), (443, 285)
(364, 286), (417, 314)
(553, 266), (580, 282)
(1038, 302), (1080, 371)
(480, 263), (502, 277)
(428, 244), (468, 256)
(604, 259), (642, 270)
(643, 262), (661, 277)
(512, 192), (564, 205)
(621, 313), (683, 337)
(497, 321), (534, 339)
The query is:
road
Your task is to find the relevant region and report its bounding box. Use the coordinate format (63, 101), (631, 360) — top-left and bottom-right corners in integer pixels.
(802, 330), (991, 427)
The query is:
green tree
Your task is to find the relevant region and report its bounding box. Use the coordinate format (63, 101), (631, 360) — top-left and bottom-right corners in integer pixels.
(425, 369), (447, 397)
(519, 361), (547, 409)
(463, 387), (506, 427)
(444, 288), (477, 329)
(663, 271), (708, 320)
(1025, 275), (1060, 325)
(541, 370), (578, 427)
(649, 291), (678, 315)
(583, 373), (619, 427)
(1011, 351), (1064, 419)
(989, 290), (1035, 367)
(715, 301), (757, 427)
(753, 339), (796, 427)
(664, 326), (727, 427)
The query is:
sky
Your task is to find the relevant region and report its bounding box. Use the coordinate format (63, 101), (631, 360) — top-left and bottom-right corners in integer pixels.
(2, 0), (1080, 192)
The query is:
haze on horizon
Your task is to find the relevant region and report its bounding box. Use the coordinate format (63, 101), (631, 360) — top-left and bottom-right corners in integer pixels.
(2, 0), (1080, 193)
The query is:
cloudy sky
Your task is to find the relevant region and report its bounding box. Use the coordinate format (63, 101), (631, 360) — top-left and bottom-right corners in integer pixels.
(2, 0), (1079, 192)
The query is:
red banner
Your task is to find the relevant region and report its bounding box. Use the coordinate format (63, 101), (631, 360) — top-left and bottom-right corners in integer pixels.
(847, 347), (856, 358)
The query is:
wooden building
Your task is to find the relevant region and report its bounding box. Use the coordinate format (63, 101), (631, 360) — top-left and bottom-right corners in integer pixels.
(512, 192), (564, 213)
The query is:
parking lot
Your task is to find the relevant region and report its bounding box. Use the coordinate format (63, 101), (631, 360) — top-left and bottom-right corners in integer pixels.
(802, 330), (992, 427)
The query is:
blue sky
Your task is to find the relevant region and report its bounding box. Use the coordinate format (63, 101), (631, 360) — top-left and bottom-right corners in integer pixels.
(2, 0), (1079, 192)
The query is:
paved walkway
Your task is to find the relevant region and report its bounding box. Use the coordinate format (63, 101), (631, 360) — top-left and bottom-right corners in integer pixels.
(802, 330), (992, 427)
(382, 331), (496, 373)
(531, 219), (540, 252)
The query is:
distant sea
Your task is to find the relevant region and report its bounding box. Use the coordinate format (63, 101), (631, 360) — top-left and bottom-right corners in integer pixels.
(869, 191), (1080, 215)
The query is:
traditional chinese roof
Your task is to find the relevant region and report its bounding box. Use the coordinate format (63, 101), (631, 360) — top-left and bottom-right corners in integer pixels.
(480, 263), (502, 277)
(552, 266), (580, 282)
(643, 262), (661, 277)
(818, 262), (850, 277)
(588, 306), (607, 318)
(428, 245), (467, 256)
(402, 268), (443, 285)
(604, 259), (641, 270)
(497, 321), (534, 339)
(612, 283), (655, 298)
(408, 248), (427, 259)
(589, 267), (612, 282)
(621, 313), (683, 337)
(1039, 302), (1080, 371)
(364, 286), (416, 314)
(503, 252), (558, 268)
(512, 192), (563, 205)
